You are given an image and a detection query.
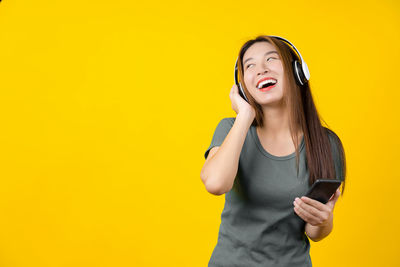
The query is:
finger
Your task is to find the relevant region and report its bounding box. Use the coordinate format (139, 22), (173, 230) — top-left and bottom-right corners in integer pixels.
(295, 198), (322, 218)
(330, 188), (340, 197)
(300, 196), (330, 213)
(327, 188), (341, 208)
(332, 188), (341, 201)
(336, 188), (341, 197)
(294, 206), (308, 222)
(232, 84), (238, 94)
(230, 87), (235, 100)
(294, 204), (319, 224)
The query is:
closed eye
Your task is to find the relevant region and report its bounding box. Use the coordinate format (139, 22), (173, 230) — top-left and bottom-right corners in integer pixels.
(245, 57), (277, 69)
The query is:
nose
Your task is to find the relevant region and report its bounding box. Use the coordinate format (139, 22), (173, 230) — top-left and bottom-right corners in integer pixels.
(256, 62), (270, 76)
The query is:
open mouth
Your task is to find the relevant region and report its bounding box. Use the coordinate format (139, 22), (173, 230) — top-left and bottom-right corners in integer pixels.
(258, 80), (277, 91)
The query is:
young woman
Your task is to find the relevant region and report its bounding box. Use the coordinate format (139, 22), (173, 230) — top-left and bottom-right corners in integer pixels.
(200, 35), (347, 266)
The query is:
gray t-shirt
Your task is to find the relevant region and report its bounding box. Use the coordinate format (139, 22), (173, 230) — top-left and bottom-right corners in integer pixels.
(204, 117), (344, 267)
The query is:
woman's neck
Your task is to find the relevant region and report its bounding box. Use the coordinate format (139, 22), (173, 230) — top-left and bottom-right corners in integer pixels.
(259, 103), (291, 139)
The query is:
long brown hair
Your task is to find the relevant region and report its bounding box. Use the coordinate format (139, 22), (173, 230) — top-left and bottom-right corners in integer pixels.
(237, 35), (346, 196)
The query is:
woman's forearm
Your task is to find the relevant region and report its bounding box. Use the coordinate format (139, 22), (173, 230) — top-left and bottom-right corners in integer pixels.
(305, 214), (333, 242)
(201, 112), (253, 195)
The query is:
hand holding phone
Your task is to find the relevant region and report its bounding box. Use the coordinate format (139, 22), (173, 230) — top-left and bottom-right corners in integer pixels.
(304, 179), (342, 204)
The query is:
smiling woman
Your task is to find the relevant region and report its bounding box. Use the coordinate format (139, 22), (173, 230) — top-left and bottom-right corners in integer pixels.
(201, 35), (347, 267)
(236, 35), (346, 189)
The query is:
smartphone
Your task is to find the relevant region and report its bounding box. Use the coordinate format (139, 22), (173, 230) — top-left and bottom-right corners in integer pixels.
(304, 179), (342, 204)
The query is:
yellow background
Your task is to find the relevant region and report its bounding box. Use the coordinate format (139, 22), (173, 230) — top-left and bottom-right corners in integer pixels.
(0, 0), (399, 266)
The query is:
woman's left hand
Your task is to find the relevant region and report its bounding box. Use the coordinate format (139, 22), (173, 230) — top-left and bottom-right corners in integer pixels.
(293, 188), (341, 227)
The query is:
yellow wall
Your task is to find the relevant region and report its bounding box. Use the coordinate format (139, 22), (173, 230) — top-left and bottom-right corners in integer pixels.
(0, 0), (398, 266)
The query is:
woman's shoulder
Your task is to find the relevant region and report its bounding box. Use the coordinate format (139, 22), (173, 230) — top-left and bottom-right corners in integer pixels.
(218, 117), (236, 126)
(322, 126), (342, 148)
(323, 126), (339, 138)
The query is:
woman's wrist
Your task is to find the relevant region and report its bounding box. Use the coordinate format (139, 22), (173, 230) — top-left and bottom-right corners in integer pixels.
(237, 111), (254, 126)
(238, 108), (255, 120)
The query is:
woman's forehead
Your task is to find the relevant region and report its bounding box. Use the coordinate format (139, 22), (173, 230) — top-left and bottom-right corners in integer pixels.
(243, 42), (276, 60)
(242, 42), (279, 64)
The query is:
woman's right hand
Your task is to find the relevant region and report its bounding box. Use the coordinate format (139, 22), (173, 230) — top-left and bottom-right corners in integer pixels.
(229, 84), (256, 119)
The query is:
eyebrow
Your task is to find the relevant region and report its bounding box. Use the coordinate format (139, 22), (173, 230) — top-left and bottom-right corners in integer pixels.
(243, 51), (279, 66)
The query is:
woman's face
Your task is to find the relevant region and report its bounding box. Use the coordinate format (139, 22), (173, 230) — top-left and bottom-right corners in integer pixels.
(242, 41), (285, 106)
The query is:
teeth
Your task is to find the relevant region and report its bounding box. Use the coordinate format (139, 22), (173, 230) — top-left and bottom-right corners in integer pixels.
(257, 79), (277, 89)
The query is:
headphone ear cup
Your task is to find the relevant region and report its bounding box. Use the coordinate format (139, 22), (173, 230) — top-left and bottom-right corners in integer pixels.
(292, 60), (307, 86)
(234, 58), (249, 102)
(238, 82), (249, 102)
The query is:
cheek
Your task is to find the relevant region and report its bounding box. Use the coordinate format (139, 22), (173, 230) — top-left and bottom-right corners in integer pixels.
(243, 73), (255, 89)
(275, 64), (284, 75)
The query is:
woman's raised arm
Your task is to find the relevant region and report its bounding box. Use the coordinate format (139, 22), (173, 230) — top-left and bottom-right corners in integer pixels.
(200, 111), (254, 195)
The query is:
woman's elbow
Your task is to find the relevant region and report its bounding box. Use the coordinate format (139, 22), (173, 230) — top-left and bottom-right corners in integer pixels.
(308, 235), (323, 242)
(204, 177), (224, 195)
(201, 175), (229, 195)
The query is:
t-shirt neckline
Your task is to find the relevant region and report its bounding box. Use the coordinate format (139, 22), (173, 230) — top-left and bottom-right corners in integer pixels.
(250, 126), (305, 161)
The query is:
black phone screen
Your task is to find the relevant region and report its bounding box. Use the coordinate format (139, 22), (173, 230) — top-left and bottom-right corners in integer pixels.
(304, 179), (342, 204)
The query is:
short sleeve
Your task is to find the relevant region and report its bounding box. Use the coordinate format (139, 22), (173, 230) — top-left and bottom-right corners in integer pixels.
(204, 117), (235, 159)
(326, 129), (345, 181)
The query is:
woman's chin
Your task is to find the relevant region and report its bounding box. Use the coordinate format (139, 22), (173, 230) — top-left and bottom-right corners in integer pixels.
(256, 96), (284, 107)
